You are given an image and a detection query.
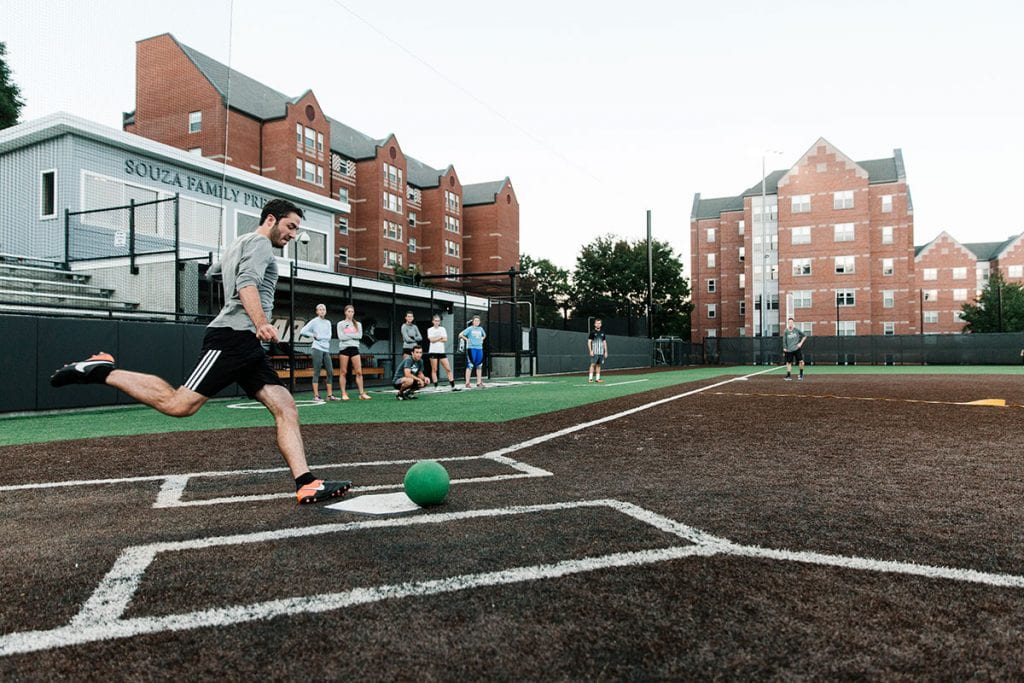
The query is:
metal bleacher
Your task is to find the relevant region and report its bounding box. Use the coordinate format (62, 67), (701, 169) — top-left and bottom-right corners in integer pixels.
(0, 254), (140, 316)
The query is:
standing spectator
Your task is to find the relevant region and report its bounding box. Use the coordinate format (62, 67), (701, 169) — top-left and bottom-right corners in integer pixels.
(427, 314), (459, 391)
(297, 304), (339, 402)
(587, 318), (609, 384)
(401, 311), (422, 360)
(782, 317), (807, 381)
(459, 315), (487, 389)
(336, 304), (372, 400)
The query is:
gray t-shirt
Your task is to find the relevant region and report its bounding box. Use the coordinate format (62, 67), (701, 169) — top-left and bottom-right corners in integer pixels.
(401, 322), (422, 349)
(208, 232), (278, 333)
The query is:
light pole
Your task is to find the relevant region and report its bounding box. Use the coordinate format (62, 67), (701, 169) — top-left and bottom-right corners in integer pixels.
(759, 150), (783, 358)
(288, 231), (310, 392)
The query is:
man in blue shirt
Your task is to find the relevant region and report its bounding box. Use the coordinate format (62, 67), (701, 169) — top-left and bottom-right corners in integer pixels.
(459, 315), (487, 389)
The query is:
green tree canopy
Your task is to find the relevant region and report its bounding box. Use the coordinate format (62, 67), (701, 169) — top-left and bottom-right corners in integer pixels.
(960, 270), (1024, 333)
(0, 42), (25, 130)
(518, 254), (571, 328)
(569, 235), (691, 338)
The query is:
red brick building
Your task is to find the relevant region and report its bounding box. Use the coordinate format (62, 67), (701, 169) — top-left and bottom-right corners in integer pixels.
(691, 138), (915, 341)
(123, 33), (518, 285)
(915, 232), (1024, 333)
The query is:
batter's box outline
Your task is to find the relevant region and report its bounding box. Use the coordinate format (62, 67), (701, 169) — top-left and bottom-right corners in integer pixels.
(1, 498), (1022, 658)
(0, 454), (552, 509)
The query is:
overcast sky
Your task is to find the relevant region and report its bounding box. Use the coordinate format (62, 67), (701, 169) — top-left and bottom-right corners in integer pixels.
(4, 0), (1023, 272)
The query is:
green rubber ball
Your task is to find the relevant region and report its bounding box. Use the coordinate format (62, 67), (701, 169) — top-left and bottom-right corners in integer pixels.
(404, 460), (450, 506)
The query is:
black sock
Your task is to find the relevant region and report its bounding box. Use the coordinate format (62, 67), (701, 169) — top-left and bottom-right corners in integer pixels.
(786, 372), (791, 377)
(91, 365), (114, 384)
(295, 472), (316, 490)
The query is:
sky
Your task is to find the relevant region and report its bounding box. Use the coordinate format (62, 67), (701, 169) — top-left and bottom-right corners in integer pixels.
(3, 0), (1023, 273)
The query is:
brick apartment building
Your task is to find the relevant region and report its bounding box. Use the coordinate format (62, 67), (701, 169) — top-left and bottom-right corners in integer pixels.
(123, 33), (519, 285)
(691, 138), (1024, 342)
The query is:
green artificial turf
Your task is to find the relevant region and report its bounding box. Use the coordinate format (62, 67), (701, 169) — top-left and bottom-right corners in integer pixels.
(1, 365), (1021, 447)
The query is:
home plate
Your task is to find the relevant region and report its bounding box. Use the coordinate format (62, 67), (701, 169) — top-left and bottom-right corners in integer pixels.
(326, 492), (422, 515)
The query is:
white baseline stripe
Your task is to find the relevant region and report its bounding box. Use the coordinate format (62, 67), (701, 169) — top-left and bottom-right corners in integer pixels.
(575, 379), (650, 387)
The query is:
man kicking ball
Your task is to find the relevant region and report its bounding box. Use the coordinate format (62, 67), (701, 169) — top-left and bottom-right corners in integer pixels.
(393, 345), (430, 400)
(49, 198), (352, 505)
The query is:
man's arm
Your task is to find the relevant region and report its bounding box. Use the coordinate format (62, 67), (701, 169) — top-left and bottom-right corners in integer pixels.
(239, 285), (278, 342)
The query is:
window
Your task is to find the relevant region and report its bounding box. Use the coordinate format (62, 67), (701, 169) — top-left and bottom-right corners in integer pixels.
(188, 111), (201, 133)
(383, 249), (403, 267)
(953, 311), (965, 323)
(922, 268), (937, 281)
(837, 321), (856, 336)
(317, 132), (324, 153)
(707, 279), (716, 293)
(295, 158), (302, 179)
(445, 190), (461, 212)
(738, 246), (745, 262)
(296, 123), (302, 144)
(1008, 265), (1023, 278)
(791, 195), (811, 213)
(445, 239), (460, 257)
(707, 228), (716, 243)
(304, 127), (316, 150)
(836, 289), (856, 307)
(707, 304), (717, 319)
(707, 329), (717, 338)
(881, 226), (893, 244)
(923, 311), (938, 324)
(882, 258), (894, 276)
(923, 289), (938, 302)
(883, 322), (895, 335)
(739, 301), (746, 316)
(882, 290), (895, 308)
(738, 328), (747, 336)
(338, 187), (349, 204)
(792, 258), (812, 276)
(408, 212), (417, 227)
(445, 215), (460, 233)
(338, 247), (348, 265)
(953, 288), (968, 301)
(707, 253), (716, 268)
(834, 223), (855, 242)
(303, 161), (316, 184)
(739, 273), (745, 289)
(383, 220), (403, 241)
(383, 162), (403, 189)
(792, 290), (812, 308)
(798, 322), (813, 334)
(293, 230), (328, 266)
(383, 192), (403, 213)
(770, 264), (779, 280)
(337, 216), (349, 234)
(881, 195), (893, 213)
(835, 256), (855, 274)
(445, 265), (459, 280)
(40, 170), (56, 218)
(316, 165), (323, 186)
(833, 190), (854, 209)
(738, 220), (745, 235)
(792, 226), (811, 245)
(408, 238), (417, 253)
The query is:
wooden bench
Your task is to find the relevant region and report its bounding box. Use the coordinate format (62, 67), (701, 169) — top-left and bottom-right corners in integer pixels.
(270, 355), (386, 380)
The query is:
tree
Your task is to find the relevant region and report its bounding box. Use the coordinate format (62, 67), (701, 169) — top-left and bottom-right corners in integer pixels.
(0, 42), (24, 130)
(960, 270), (1024, 333)
(518, 254), (571, 328)
(570, 235), (692, 338)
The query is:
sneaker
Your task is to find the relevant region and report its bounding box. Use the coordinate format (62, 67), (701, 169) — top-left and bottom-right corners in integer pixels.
(465, 383), (472, 389)
(798, 375), (804, 381)
(452, 385), (461, 392)
(50, 352), (116, 387)
(588, 378), (594, 383)
(784, 376), (792, 382)
(595, 379), (603, 383)
(327, 395), (342, 401)
(396, 392), (406, 401)
(296, 479), (352, 505)
(406, 391), (418, 400)
(312, 396), (325, 404)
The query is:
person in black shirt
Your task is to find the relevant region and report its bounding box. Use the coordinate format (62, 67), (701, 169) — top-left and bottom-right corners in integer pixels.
(393, 345), (431, 400)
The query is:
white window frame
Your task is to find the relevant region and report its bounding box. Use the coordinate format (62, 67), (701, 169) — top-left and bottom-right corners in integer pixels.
(707, 253), (716, 268)
(707, 228), (716, 243)
(304, 127), (316, 150)
(833, 190), (854, 210)
(883, 322), (895, 335)
(882, 258), (894, 276)
(707, 304), (717, 319)
(791, 226), (811, 245)
(40, 168), (57, 219)
(338, 246), (349, 265)
(188, 111), (202, 133)
(953, 288), (968, 301)
(792, 290), (812, 308)
(739, 301), (746, 316)
(837, 321), (857, 336)
(791, 195), (811, 213)
(338, 216), (349, 234)
(836, 289), (856, 307)
(408, 238), (417, 253)
(834, 223), (855, 242)
(881, 195), (893, 213)
(881, 226), (894, 245)
(952, 267), (968, 280)
(707, 278), (717, 293)
(922, 268), (938, 281)
(923, 289), (938, 302)
(739, 273), (745, 289)
(738, 220), (745, 235)
(923, 311), (938, 324)
(882, 291), (895, 308)
(738, 246), (745, 262)
(303, 160), (316, 184)
(835, 255), (855, 274)
(792, 258), (812, 276)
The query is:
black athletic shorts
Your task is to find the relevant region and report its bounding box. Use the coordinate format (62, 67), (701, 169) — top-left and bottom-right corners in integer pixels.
(427, 352), (447, 360)
(784, 349), (804, 364)
(339, 347), (360, 358)
(184, 327), (283, 399)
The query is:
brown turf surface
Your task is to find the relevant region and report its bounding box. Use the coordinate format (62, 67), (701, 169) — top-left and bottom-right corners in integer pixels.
(1, 372), (1023, 679)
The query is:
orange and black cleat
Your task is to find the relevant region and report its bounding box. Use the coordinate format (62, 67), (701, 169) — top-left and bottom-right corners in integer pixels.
(49, 352), (116, 387)
(297, 479), (352, 504)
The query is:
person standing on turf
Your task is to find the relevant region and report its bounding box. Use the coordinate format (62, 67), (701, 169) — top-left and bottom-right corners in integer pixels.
(401, 311), (422, 360)
(297, 304), (339, 403)
(459, 314), (487, 389)
(782, 317), (806, 381)
(336, 304), (371, 401)
(393, 344), (430, 400)
(49, 198), (351, 504)
(427, 314), (458, 391)
(587, 318), (609, 383)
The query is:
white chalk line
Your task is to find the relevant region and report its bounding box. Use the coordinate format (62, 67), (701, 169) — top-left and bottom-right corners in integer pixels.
(2, 497), (1022, 658)
(0, 368), (773, 506)
(574, 379), (650, 387)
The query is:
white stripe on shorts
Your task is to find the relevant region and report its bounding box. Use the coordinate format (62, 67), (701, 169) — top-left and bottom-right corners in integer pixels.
(184, 349), (222, 391)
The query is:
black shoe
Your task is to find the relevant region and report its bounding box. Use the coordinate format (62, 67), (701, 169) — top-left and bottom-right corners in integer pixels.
(396, 392), (406, 401)
(296, 479), (352, 504)
(50, 352), (116, 387)
(407, 391), (418, 400)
